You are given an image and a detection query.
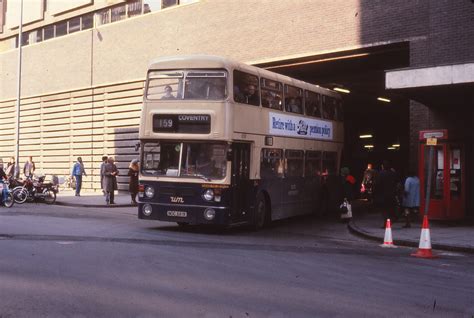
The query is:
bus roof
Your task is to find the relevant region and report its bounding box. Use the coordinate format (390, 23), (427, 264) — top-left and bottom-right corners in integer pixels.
(147, 55), (339, 98)
(148, 55), (232, 71)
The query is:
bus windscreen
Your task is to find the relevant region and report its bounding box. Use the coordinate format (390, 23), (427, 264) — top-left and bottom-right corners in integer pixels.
(142, 141), (228, 180)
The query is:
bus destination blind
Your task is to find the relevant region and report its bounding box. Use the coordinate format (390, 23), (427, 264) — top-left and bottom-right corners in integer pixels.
(153, 114), (211, 134)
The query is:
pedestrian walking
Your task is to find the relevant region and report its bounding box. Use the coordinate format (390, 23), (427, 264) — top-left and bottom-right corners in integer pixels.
(23, 156), (36, 178)
(128, 159), (139, 205)
(103, 156), (118, 205)
(100, 155), (108, 196)
(402, 170), (420, 228)
(361, 163), (376, 201)
(71, 157), (87, 196)
(374, 160), (399, 228)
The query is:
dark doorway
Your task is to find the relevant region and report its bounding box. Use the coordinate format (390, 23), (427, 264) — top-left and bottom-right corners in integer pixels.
(256, 43), (411, 183)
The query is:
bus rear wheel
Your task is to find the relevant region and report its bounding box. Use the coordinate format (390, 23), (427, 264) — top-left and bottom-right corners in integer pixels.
(253, 193), (268, 230)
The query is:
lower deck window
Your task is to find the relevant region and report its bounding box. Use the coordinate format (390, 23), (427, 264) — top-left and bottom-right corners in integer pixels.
(305, 151), (322, 177)
(261, 148), (284, 178)
(322, 151), (338, 175)
(285, 150), (304, 177)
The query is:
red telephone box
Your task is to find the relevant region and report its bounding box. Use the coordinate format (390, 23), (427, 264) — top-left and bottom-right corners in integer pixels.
(418, 130), (465, 220)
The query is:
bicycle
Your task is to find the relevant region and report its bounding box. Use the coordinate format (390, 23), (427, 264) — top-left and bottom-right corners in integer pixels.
(58, 175), (76, 192)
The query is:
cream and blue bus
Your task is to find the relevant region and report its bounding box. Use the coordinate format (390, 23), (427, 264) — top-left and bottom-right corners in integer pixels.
(138, 55), (343, 229)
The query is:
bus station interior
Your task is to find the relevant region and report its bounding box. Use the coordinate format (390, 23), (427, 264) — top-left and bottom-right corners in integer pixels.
(257, 43), (411, 184)
(258, 43), (474, 220)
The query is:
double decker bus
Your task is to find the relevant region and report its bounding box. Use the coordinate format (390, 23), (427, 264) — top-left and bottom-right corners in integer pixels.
(138, 55), (343, 229)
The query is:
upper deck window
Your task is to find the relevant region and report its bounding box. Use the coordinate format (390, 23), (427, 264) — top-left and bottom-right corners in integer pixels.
(284, 85), (303, 114)
(146, 70), (227, 101)
(322, 95), (337, 120)
(261, 78), (283, 111)
(233, 70), (260, 106)
(305, 91), (321, 118)
(335, 98), (344, 121)
(147, 71), (184, 100)
(184, 71), (227, 100)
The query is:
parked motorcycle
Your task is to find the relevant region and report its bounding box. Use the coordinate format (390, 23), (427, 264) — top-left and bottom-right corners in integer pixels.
(12, 176), (57, 205)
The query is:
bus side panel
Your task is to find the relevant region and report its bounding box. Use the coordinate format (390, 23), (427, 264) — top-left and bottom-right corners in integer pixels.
(259, 175), (321, 221)
(257, 177), (283, 221)
(275, 176), (311, 220)
(302, 176), (322, 214)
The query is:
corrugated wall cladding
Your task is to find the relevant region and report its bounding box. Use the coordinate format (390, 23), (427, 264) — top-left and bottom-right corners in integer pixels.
(0, 81), (144, 191)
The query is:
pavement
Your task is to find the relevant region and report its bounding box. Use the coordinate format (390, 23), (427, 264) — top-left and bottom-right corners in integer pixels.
(55, 189), (136, 208)
(55, 191), (474, 253)
(349, 202), (474, 254)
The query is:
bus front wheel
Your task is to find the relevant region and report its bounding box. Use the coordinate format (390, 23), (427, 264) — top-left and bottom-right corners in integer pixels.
(253, 193), (268, 230)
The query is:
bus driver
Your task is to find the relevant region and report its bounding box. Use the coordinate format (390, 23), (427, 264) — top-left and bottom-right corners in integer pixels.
(196, 149), (217, 177)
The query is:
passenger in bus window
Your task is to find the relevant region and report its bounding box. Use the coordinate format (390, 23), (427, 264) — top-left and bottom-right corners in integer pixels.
(263, 91), (281, 110)
(161, 85), (176, 99)
(286, 98), (301, 113)
(243, 84), (259, 105)
(234, 85), (245, 103)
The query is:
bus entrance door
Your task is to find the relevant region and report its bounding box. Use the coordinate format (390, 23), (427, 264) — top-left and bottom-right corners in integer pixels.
(231, 143), (251, 223)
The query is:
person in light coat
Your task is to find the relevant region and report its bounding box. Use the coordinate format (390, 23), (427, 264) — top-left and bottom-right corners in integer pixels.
(402, 170), (420, 228)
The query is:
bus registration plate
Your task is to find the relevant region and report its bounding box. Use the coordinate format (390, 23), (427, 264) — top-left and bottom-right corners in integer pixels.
(167, 210), (187, 217)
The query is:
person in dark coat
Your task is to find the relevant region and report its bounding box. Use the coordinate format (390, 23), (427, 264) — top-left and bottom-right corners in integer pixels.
(361, 163), (376, 201)
(374, 160), (398, 227)
(128, 159), (139, 205)
(321, 167), (342, 219)
(100, 155), (108, 196)
(103, 156), (118, 205)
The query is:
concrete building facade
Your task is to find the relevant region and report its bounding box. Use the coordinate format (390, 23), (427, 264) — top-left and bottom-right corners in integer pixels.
(0, 0), (473, 218)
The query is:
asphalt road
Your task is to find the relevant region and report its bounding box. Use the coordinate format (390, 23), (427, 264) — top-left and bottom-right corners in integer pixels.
(0, 204), (473, 317)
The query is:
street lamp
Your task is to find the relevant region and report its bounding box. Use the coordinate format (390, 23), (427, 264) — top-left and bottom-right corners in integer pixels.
(15, 0), (24, 177)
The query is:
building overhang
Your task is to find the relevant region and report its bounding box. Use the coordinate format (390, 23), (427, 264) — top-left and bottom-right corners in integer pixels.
(385, 63), (474, 106)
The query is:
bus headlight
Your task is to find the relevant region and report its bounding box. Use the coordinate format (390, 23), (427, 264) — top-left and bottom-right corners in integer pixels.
(143, 204), (153, 216)
(202, 189), (214, 201)
(204, 208), (216, 220)
(145, 186), (155, 198)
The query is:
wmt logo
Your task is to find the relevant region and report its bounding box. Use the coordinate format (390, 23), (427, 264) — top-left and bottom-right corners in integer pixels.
(296, 120), (308, 135)
(170, 196), (184, 203)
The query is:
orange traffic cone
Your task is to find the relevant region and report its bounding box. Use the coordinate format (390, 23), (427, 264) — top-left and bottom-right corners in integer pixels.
(411, 215), (437, 258)
(381, 219), (396, 248)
